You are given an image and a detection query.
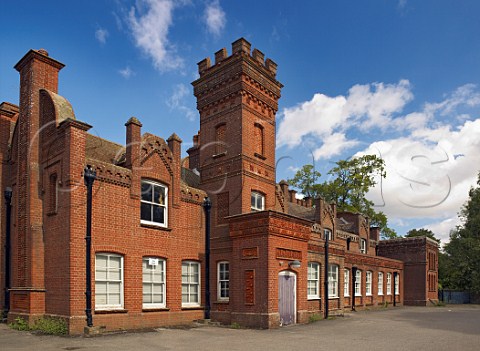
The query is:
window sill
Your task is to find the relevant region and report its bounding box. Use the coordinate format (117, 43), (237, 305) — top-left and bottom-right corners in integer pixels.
(141, 223), (172, 232)
(181, 306), (203, 310)
(214, 300), (229, 304)
(212, 152), (227, 159)
(254, 152), (266, 160)
(307, 297), (321, 301)
(142, 308), (170, 312)
(95, 309), (128, 314)
(328, 297), (340, 300)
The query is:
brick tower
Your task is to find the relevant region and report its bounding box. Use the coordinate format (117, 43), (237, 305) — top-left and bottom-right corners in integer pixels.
(191, 38), (283, 228)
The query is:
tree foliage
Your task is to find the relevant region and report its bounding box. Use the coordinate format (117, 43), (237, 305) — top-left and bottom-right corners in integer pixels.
(406, 228), (440, 244)
(440, 172), (480, 293)
(287, 155), (397, 239)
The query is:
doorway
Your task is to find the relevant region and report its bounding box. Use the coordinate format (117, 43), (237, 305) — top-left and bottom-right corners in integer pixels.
(278, 271), (296, 326)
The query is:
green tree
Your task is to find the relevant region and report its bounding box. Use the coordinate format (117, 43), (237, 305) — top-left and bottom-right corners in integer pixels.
(405, 228), (440, 244)
(441, 172), (480, 293)
(287, 164), (322, 198)
(288, 155), (397, 239)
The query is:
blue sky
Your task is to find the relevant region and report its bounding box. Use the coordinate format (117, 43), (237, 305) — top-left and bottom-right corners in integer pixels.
(2, 0), (480, 244)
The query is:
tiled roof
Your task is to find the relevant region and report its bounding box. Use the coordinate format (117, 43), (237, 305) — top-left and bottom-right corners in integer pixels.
(287, 202), (316, 221)
(85, 134), (125, 165)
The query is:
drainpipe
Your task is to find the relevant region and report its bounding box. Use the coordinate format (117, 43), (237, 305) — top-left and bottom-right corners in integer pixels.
(324, 231), (329, 319)
(84, 166), (96, 328)
(351, 266), (357, 311)
(393, 272), (398, 307)
(203, 197), (211, 320)
(3, 187), (12, 320)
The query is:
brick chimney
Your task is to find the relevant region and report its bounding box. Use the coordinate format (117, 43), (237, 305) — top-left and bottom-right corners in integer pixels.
(167, 133), (182, 207)
(11, 48), (65, 314)
(125, 117), (142, 169)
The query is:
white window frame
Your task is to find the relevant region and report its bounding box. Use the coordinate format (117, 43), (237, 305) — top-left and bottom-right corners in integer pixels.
(142, 257), (166, 309)
(251, 191), (265, 211)
(366, 271), (373, 296)
(217, 261), (229, 301)
(182, 261), (201, 307)
(355, 270), (362, 296)
(344, 269), (350, 297)
(360, 239), (367, 254)
(328, 264), (339, 298)
(324, 228), (333, 241)
(387, 272), (392, 295)
(307, 262), (320, 299)
(95, 253), (124, 310)
(395, 273), (400, 295)
(141, 180), (168, 227)
(378, 272), (384, 295)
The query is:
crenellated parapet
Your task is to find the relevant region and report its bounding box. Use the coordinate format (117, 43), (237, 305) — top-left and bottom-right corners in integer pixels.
(197, 38), (278, 78)
(193, 38), (283, 117)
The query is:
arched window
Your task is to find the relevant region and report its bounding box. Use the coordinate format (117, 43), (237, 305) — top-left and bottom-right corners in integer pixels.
(344, 269), (350, 297)
(217, 261), (229, 301)
(307, 262), (320, 299)
(142, 257), (166, 308)
(355, 270), (362, 296)
(95, 253), (124, 310)
(215, 123), (227, 155)
(254, 123), (264, 157)
(49, 173), (57, 214)
(328, 264), (339, 297)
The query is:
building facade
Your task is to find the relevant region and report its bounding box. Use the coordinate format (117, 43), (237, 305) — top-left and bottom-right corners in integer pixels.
(0, 39), (438, 334)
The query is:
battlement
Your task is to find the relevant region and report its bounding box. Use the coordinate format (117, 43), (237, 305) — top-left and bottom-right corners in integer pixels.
(197, 38), (278, 78)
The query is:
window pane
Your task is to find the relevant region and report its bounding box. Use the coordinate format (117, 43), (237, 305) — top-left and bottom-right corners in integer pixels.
(109, 293), (121, 305)
(153, 205), (164, 224)
(109, 269), (121, 281)
(141, 182), (153, 201)
(96, 293), (107, 306)
(153, 293), (163, 303)
(251, 194), (256, 208)
(141, 203), (151, 221)
(143, 293), (152, 303)
(109, 256), (121, 269)
(96, 255), (108, 269)
(96, 269), (107, 280)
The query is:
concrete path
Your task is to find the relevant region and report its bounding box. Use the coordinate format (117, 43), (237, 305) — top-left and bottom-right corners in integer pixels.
(1, 305), (479, 351)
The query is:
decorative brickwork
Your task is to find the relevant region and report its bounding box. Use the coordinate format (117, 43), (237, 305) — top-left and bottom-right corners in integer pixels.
(0, 40), (437, 334)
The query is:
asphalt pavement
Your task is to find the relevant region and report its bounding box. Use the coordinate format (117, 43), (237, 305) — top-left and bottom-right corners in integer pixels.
(1, 305), (479, 351)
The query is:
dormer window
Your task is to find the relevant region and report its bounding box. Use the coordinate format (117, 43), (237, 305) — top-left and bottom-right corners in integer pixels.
(360, 238), (367, 254)
(141, 180), (168, 227)
(324, 229), (333, 241)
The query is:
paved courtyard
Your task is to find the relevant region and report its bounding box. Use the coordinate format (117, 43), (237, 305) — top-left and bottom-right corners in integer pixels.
(1, 305), (479, 351)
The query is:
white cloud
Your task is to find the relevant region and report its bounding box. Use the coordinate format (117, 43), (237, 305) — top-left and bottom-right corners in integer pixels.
(425, 217), (461, 246)
(204, 0), (226, 37)
(277, 80), (412, 151)
(313, 133), (359, 160)
(95, 28), (109, 44)
(362, 118), (480, 241)
(119, 66), (134, 79)
(279, 80), (480, 243)
(127, 0), (184, 72)
(166, 84), (196, 121)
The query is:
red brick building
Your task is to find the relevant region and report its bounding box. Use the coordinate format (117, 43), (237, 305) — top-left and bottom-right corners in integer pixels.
(0, 39), (438, 334)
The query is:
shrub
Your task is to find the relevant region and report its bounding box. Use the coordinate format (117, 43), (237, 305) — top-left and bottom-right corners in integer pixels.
(9, 316), (68, 335)
(308, 313), (323, 323)
(9, 317), (30, 331)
